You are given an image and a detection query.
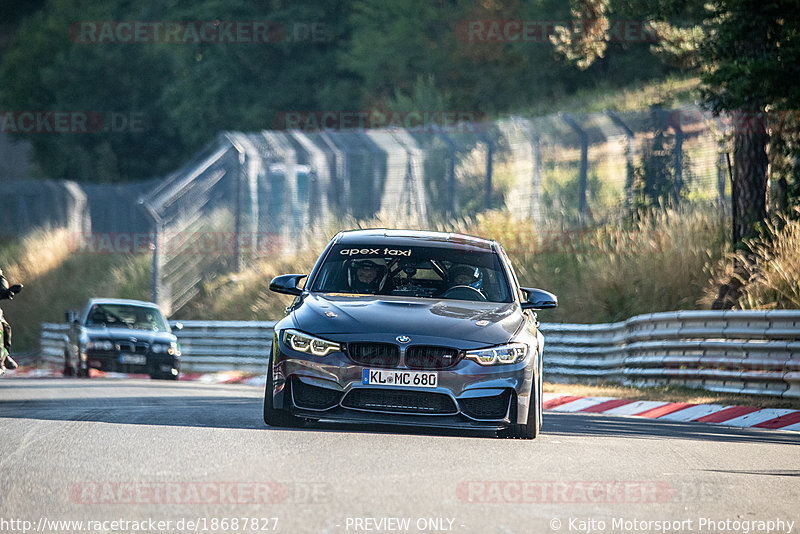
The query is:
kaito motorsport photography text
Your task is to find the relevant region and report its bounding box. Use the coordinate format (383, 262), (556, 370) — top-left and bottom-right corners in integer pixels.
(553, 516), (795, 533)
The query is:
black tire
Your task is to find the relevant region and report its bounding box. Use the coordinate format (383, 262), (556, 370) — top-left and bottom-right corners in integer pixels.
(537, 372), (543, 430)
(150, 369), (179, 380)
(263, 356), (305, 428)
(150, 373), (174, 380)
(501, 386), (541, 440)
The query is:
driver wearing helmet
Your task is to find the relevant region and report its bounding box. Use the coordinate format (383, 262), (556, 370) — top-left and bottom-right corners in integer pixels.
(348, 259), (384, 294)
(448, 264), (483, 291)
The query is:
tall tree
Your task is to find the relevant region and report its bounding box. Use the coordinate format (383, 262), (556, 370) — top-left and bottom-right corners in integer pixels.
(700, 0), (800, 244)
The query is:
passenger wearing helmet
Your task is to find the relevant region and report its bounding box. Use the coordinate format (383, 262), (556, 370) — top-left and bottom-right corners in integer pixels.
(348, 259), (384, 294)
(448, 264), (483, 290)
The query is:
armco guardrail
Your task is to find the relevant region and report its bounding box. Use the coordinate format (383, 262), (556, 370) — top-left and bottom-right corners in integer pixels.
(540, 310), (800, 398)
(169, 320), (275, 373)
(38, 311), (800, 396)
(39, 320), (276, 374)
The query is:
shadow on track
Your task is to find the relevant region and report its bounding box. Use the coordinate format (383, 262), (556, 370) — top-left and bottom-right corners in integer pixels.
(2, 379), (798, 443)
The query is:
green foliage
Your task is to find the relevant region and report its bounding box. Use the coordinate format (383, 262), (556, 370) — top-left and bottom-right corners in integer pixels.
(700, 0), (800, 113)
(0, 0), (750, 190)
(0, 0), (352, 182)
(632, 123), (692, 210)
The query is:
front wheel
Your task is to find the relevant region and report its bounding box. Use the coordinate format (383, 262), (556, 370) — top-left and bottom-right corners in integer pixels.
(263, 356), (305, 428)
(500, 389), (541, 440)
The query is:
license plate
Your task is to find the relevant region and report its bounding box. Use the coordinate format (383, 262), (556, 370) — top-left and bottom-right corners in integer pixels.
(362, 369), (438, 388)
(119, 353), (146, 365)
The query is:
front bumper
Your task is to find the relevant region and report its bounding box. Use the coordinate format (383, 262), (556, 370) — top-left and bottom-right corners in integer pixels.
(268, 335), (537, 430)
(84, 350), (180, 376)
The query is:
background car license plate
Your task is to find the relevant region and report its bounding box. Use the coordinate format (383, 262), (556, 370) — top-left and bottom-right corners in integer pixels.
(119, 353), (146, 365)
(362, 369), (437, 388)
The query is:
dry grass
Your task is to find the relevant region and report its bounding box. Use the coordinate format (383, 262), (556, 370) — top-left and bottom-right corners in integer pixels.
(456, 207), (728, 323)
(176, 206), (730, 325)
(701, 212), (800, 309)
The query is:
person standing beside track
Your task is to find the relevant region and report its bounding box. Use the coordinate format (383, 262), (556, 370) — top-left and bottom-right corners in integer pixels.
(0, 269), (20, 374)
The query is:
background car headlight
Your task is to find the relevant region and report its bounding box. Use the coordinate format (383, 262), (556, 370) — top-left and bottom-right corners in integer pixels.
(152, 342), (179, 355)
(465, 343), (528, 366)
(86, 340), (114, 351)
(283, 329), (340, 356)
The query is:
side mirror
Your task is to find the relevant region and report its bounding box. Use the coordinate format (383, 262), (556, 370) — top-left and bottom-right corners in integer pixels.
(65, 310), (78, 323)
(9, 284), (22, 294)
(173, 322), (183, 331)
(269, 274), (307, 296)
(521, 287), (558, 310)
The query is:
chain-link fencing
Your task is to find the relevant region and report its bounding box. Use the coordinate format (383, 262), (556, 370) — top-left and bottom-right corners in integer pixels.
(0, 105), (733, 315)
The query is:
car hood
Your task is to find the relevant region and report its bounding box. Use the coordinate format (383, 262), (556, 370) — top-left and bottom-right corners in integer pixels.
(292, 293), (524, 345)
(83, 326), (176, 344)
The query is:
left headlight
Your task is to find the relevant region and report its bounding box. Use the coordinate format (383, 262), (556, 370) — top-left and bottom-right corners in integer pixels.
(151, 342), (179, 355)
(465, 343), (528, 366)
(283, 329), (340, 357)
(86, 340), (114, 351)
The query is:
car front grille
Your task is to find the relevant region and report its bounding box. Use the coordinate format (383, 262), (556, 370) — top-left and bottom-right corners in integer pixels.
(459, 390), (512, 420)
(347, 343), (400, 367)
(405, 346), (461, 370)
(291, 378), (342, 410)
(342, 388), (457, 415)
(116, 341), (149, 353)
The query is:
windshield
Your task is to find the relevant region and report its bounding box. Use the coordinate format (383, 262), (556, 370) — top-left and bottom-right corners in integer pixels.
(85, 303), (170, 332)
(310, 244), (512, 303)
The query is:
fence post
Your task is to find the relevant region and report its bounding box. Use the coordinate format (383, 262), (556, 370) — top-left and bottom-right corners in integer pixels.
(561, 113), (589, 225)
(512, 117), (543, 224)
(605, 111), (635, 214)
(670, 118), (684, 206)
(138, 199), (167, 313)
(436, 132), (457, 219)
(479, 133), (493, 210)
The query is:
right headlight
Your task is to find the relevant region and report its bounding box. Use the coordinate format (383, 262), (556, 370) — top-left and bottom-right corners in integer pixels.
(465, 343), (528, 366)
(282, 329), (341, 357)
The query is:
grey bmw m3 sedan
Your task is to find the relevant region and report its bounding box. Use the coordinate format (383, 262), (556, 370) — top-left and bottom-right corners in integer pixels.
(265, 229), (557, 439)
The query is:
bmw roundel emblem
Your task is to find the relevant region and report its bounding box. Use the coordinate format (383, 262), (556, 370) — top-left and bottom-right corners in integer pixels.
(396, 335), (411, 344)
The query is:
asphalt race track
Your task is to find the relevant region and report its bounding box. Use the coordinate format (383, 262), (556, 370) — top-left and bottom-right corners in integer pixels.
(1, 379), (798, 534)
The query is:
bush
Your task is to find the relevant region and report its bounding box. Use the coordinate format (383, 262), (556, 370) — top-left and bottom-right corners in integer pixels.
(702, 212), (800, 309)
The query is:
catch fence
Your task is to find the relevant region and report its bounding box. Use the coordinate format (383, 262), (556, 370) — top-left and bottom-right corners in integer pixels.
(4, 105), (731, 315)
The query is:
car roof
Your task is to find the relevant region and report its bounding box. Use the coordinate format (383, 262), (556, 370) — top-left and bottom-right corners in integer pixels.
(332, 229), (497, 251)
(86, 298), (162, 309)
